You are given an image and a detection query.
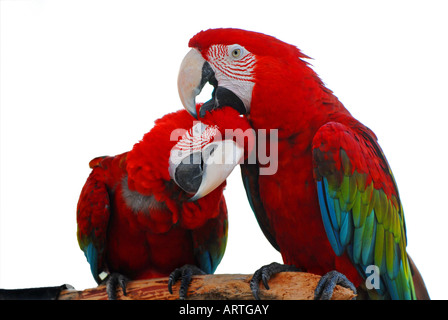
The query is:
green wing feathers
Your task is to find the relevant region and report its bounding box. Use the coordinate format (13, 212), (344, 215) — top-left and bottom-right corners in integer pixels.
(312, 121), (416, 299)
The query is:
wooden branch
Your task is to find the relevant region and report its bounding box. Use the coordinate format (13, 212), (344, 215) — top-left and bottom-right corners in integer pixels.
(58, 272), (356, 300)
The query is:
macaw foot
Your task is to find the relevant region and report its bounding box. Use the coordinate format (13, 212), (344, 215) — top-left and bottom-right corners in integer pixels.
(314, 270), (357, 300)
(250, 262), (300, 300)
(105, 273), (129, 300)
(168, 264), (206, 300)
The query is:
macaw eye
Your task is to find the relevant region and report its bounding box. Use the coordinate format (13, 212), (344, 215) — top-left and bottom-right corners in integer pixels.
(231, 48), (242, 58)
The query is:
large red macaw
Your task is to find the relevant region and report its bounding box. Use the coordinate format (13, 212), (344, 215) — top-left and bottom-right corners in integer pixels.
(77, 107), (253, 299)
(177, 28), (429, 300)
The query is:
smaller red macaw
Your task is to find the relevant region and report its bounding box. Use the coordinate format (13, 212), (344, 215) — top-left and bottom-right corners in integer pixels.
(77, 107), (254, 299)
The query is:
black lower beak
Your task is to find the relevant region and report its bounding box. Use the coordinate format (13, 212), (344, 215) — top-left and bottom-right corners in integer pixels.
(199, 62), (246, 118)
(174, 152), (203, 194)
(199, 86), (246, 118)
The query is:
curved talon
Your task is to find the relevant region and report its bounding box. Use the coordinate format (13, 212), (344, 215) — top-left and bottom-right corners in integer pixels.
(314, 270), (357, 300)
(168, 269), (180, 295)
(250, 262), (300, 300)
(105, 273), (129, 300)
(250, 268), (264, 300)
(167, 264), (206, 300)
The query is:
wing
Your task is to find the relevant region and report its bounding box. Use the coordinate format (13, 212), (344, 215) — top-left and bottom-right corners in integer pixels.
(76, 159), (111, 284)
(191, 195), (228, 274)
(312, 121), (416, 299)
(240, 163), (280, 251)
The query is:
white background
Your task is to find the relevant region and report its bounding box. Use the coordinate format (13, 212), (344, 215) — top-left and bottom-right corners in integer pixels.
(1, 0), (447, 299)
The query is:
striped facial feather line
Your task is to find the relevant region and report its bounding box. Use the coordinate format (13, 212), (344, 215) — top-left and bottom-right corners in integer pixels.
(215, 57), (255, 81)
(174, 123), (219, 152)
(207, 44), (255, 82)
(227, 57), (256, 73)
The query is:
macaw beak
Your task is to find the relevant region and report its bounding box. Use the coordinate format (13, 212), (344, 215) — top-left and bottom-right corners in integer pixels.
(169, 140), (244, 201)
(178, 48), (246, 119)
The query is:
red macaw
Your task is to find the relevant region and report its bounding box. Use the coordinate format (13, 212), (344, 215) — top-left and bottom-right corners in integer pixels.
(177, 28), (429, 300)
(76, 107), (253, 299)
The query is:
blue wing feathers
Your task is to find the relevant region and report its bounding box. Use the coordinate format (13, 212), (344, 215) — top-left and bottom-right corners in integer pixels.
(324, 179), (340, 232)
(198, 251), (213, 274)
(353, 226), (364, 264)
(84, 242), (100, 283)
(339, 210), (353, 247)
(317, 179), (344, 256)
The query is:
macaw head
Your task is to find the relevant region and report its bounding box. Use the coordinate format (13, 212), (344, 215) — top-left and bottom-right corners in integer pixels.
(177, 28), (316, 129)
(127, 107), (254, 202)
(168, 106), (255, 201)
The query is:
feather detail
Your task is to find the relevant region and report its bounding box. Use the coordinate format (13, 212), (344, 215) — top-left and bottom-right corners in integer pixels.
(340, 210), (353, 247)
(312, 121), (416, 299)
(374, 223), (386, 274)
(353, 225), (364, 264)
(317, 179), (344, 256)
(361, 210), (376, 266)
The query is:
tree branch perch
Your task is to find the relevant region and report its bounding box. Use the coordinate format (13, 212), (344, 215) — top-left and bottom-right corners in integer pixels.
(58, 272), (356, 300)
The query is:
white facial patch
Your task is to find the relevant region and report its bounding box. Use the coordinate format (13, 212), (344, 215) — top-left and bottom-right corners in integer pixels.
(218, 77), (255, 112)
(168, 122), (219, 179)
(206, 44), (256, 112)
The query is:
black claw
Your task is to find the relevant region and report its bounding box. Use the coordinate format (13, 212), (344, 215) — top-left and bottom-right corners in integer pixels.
(105, 273), (129, 300)
(168, 264), (206, 300)
(168, 268), (181, 294)
(250, 269), (262, 300)
(118, 275), (127, 297)
(314, 270), (357, 300)
(262, 274), (270, 290)
(250, 262), (300, 300)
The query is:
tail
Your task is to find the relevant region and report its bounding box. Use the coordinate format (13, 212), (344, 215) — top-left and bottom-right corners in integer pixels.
(408, 254), (430, 300)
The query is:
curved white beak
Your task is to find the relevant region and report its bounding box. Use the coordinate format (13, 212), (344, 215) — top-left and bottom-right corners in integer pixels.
(177, 48), (207, 118)
(190, 140), (244, 201)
